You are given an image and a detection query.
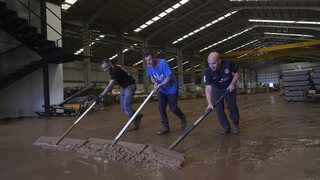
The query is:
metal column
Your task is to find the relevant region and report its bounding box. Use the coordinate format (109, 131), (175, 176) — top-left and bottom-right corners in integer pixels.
(177, 49), (183, 87)
(40, 0), (50, 116)
(142, 40), (149, 89)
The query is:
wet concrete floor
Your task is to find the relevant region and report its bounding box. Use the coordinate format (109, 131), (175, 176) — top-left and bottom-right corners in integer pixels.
(1, 92), (320, 179)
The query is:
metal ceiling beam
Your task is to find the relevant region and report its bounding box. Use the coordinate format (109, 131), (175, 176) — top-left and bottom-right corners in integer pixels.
(195, 23), (320, 57)
(215, 34), (314, 53)
(179, 5), (320, 50)
(221, 40), (320, 57)
(85, 0), (117, 25)
(250, 24), (320, 32)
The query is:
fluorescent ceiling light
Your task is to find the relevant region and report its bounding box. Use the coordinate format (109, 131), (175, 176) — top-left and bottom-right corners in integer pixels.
(109, 48), (131, 60)
(172, 3), (181, 9)
(179, 0), (189, 5)
(140, 24), (147, 29)
(165, 8), (174, 13)
(99, 35), (105, 38)
(199, 28), (252, 52)
(168, 58), (175, 62)
(134, 28), (142, 33)
(158, 12), (167, 17)
(263, 32), (314, 37)
(249, 19), (320, 25)
(110, 54), (118, 60)
(65, 0), (78, 4)
(236, 53), (248, 58)
(226, 39), (259, 53)
(230, 0), (272, 1)
(172, 11), (238, 44)
(152, 16), (160, 21)
(61, 4), (71, 10)
(134, 1), (189, 33)
(133, 60), (143, 66)
(145, 20), (154, 25)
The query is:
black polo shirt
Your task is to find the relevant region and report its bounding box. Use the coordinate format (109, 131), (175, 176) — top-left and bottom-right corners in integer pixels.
(110, 66), (135, 88)
(203, 59), (239, 89)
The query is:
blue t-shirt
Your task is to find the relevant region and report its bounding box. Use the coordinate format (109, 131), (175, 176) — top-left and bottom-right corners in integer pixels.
(203, 59), (239, 89)
(146, 59), (178, 94)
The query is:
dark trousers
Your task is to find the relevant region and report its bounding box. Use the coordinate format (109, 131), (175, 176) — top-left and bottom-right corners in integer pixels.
(212, 88), (239, 129)
(158, 91), (185, 129)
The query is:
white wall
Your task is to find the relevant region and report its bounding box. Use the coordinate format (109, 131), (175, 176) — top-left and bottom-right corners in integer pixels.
(0, 64), (63, 119)
(46, 2), (62, 46)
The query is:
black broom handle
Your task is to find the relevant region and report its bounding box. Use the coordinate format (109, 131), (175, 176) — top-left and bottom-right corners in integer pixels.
(168, 90), (229, 150)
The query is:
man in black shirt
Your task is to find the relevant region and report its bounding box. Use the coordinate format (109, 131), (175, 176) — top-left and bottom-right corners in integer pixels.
(98, 59), (142, 131)
(203, 52), (240, 135)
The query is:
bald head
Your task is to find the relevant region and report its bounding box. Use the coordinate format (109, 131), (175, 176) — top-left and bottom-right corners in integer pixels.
(207, 52), (221, 71)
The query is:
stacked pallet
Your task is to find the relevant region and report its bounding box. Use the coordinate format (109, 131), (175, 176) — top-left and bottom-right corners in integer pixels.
(312, 67), (320, 91)
(282, 70), (311, 101)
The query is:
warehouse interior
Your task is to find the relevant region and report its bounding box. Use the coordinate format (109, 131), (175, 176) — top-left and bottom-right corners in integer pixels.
(0, 0), (320, 179)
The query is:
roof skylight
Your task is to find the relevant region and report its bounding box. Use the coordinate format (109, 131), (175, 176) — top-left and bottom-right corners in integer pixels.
(172, 11), (238, 44)
(62, 0), (78, 10)
(199, 28), (253, 52)
(134, 0), (190, 33)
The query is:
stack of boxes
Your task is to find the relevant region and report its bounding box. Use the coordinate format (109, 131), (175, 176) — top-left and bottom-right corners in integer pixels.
(282, 70), (311, 101)
(311, 67), (320, 91)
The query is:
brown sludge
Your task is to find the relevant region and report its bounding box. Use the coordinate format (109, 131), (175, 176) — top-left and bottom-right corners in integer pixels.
(37, 142), (183, 169)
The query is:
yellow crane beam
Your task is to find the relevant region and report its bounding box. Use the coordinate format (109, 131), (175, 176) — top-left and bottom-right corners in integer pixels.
(234, 48), (320, 61)
(220, 39), (320, 58)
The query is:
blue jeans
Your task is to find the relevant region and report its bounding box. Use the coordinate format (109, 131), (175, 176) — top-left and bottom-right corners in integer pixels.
(158, 91), (185, 129)
(120, 84), (136, 119)
(212, 88), (239, 129)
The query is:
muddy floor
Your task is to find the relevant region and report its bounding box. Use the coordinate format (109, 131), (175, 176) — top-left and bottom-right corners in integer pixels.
(1, 92), (320, 179)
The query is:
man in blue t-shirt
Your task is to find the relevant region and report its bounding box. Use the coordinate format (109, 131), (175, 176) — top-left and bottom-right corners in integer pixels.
(144, 51), (186, 135)
(203, 52), (240, 135)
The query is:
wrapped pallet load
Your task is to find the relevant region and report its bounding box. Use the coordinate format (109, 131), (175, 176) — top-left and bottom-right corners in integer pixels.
(282, 69), (311, 101)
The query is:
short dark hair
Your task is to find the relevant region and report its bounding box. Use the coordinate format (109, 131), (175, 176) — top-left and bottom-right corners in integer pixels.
(144, 50), (156, 58)
(100, 58), (112, 65)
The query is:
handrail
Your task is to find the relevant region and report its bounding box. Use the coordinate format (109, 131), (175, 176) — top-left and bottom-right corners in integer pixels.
(16, 0), (62, 38)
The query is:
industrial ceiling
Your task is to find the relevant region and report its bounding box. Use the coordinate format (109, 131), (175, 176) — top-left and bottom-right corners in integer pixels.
(61, 0), (320, 71)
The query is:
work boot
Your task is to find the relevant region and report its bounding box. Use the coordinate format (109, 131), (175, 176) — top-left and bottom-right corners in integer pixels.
(232, 126), (240, 135)
(157, 127), (170, 135)
(180, 115), (187, 129)
(135, 113), (143, 128)
(220, 127), (231, 135)
(127, 123), (139, 131)
(127, 114), (143, 131)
